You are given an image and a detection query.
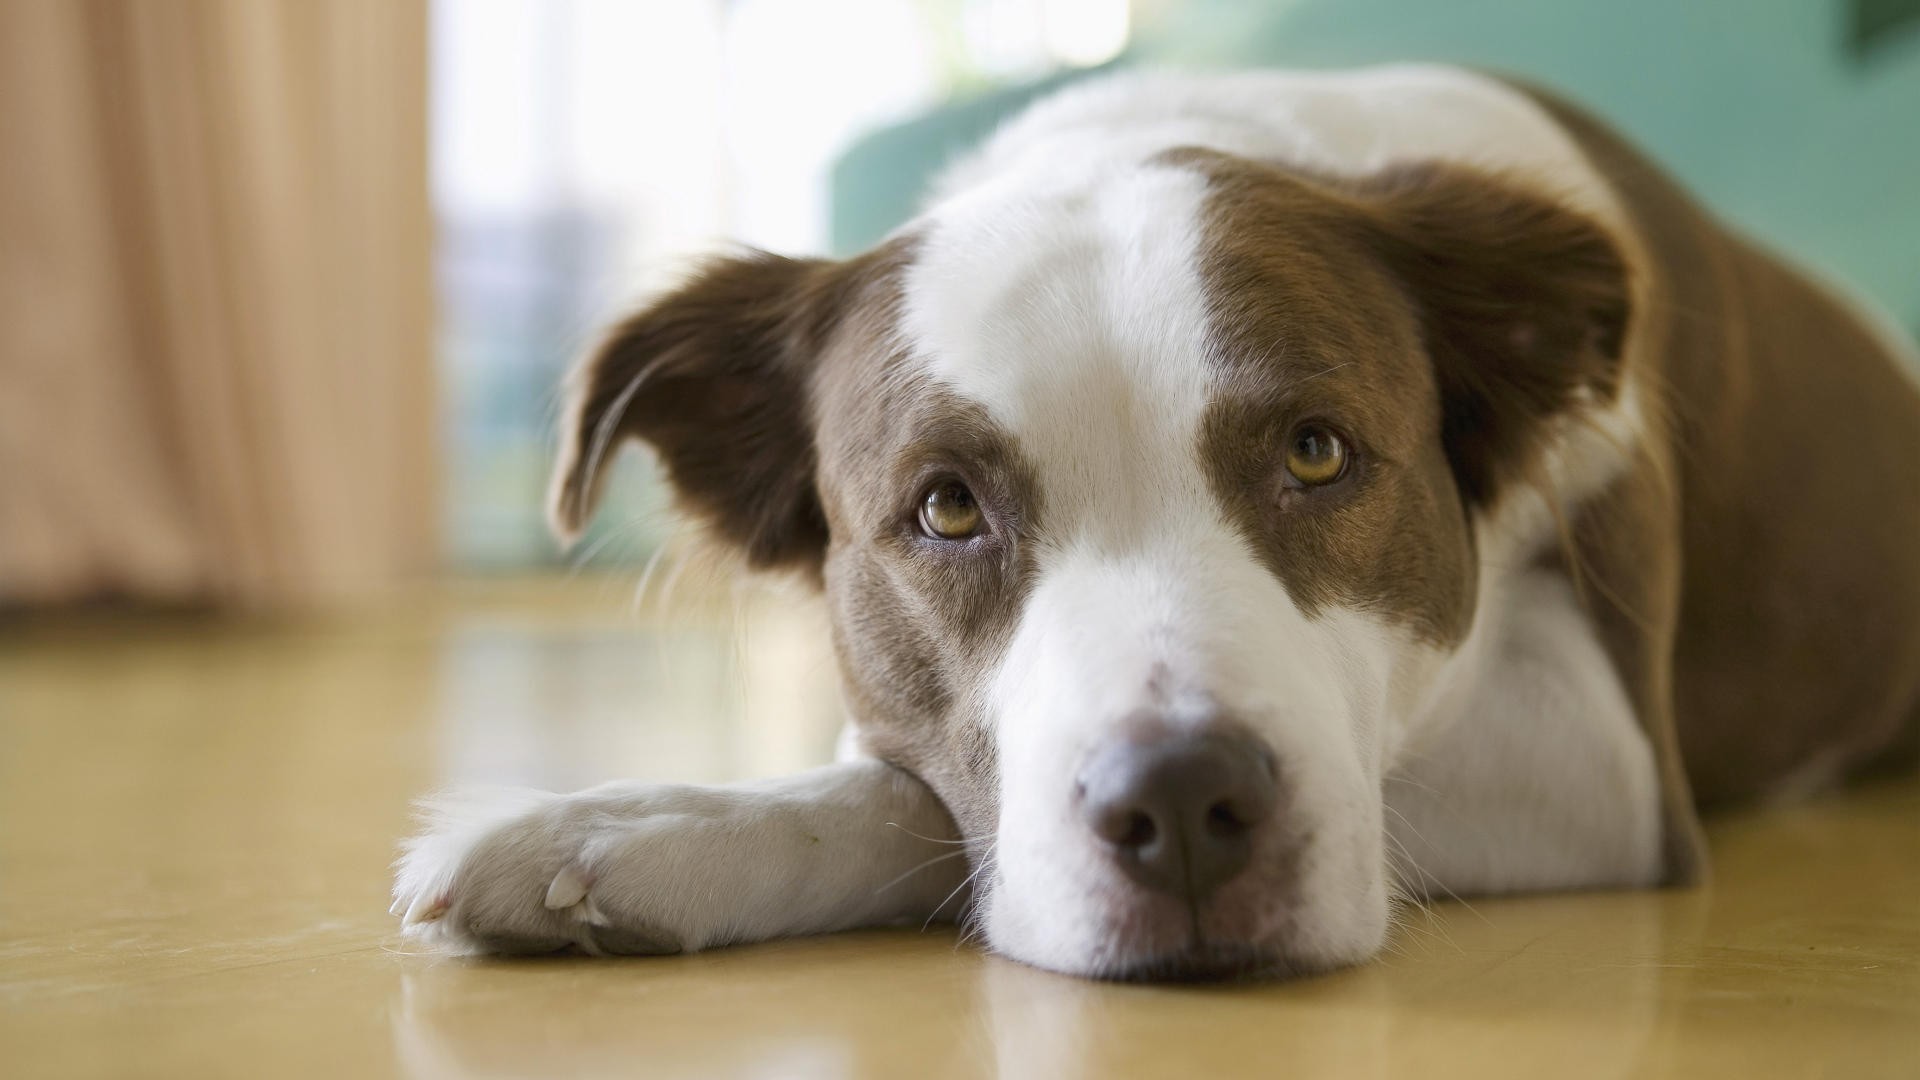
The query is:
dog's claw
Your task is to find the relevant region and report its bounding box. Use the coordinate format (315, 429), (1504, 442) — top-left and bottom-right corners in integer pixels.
(544, 865), (592, 910)
(403, 891), (451, 926)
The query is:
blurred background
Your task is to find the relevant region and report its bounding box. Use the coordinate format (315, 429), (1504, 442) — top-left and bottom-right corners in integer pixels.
(4, 0), (1915, 613)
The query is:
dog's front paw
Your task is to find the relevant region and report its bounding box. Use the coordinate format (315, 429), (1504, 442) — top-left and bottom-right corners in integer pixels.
(392, 785), (712, 956)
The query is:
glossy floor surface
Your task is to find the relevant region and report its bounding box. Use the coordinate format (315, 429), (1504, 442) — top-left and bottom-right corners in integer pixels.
(3, 580), (1917, 1079)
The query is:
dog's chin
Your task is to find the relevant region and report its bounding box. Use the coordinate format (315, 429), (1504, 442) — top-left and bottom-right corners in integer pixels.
(988, 898), (1382, 983)
(986, 900), (1351, 983)
(1093, 940), (1299, 983)
(982, 842), (1389, 982)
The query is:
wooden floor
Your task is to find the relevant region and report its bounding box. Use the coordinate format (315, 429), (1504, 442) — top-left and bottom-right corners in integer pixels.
(3, 579), (1917, 1079)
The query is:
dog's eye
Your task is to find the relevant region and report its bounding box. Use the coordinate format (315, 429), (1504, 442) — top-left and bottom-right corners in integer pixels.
(1285, 424), (1349, 486)
(919, 481), (984, 540)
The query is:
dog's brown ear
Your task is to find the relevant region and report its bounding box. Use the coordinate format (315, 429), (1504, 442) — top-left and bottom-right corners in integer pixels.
(548, 251), (857, 574)
(1359, 164), (1632, 507)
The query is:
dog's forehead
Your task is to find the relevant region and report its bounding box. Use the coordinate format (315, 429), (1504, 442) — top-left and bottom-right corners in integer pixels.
(899, 161), (1221, 528)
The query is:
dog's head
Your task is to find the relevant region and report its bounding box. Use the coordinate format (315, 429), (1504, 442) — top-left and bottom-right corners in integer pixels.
(550, 148), (1629, 979)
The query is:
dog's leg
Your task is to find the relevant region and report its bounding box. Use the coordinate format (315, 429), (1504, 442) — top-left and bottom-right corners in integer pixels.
(391, 760), (969, 955)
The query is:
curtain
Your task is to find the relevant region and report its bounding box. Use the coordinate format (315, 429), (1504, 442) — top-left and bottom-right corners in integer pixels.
(0, 0), (434, 608)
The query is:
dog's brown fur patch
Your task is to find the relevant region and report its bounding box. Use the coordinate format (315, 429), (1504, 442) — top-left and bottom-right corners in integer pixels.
(1171, 147), (1631, 648)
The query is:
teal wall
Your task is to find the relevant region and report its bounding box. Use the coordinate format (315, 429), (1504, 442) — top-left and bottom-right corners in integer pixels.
(833, 1), (1919, 336)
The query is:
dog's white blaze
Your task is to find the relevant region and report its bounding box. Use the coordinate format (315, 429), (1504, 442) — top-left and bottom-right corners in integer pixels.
(899, 64), (1660, 973)
(908, 164), (1215, 494)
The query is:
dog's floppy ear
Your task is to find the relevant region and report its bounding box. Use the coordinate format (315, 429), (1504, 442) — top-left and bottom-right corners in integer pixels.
(1359, 164), (1632, 507)
(548, 251), (858, 574)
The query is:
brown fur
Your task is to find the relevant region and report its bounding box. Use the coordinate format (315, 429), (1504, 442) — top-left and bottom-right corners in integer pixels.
(812, 373), (1044, 838)
(1175, 147), (1631, 649)
(549, 242), (911, 576)
(1523, 85), (1920, 810)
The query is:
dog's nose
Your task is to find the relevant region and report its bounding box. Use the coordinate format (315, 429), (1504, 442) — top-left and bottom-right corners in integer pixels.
(1076, 728), (1278, 902)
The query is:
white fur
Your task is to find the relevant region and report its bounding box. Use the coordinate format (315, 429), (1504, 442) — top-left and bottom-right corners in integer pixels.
(391, 762), (966, 955)
(391, 787), (557, 931)
(1386, 569), (1664, 894)
(933, 65), (1625, 231)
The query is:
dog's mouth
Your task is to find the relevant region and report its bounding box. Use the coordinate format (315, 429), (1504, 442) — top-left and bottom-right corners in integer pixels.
(1096, 939), (1291, 983)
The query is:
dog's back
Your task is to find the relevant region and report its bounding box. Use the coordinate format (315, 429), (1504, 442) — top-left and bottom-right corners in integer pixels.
(1528, 89), (1920, 809)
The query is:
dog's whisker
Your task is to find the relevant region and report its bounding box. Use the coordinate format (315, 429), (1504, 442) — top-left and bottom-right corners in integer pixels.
(1382, 806), (1441, 898)
(925, 862), (987, 933)
(563, 515), (636, 574)
(883, 821), (971, 846)
(873, 849), (969, 896)
(1383, 829), (1434, 899)
(1380, 865), (1461, 959)
(629, 536), (677, 614)
(1382, 772), (1441, 797)
(935, 846), (996, 944)
(953, 898), (994, 952)
(1384, 803), (1490, 926)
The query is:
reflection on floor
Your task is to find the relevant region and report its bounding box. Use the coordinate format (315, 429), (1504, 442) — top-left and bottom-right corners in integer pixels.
(2, 578), (1916, 1079)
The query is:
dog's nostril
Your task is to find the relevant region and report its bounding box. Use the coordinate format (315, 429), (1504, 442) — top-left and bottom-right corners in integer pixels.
(1091, 806), (1161, 849)
(1205, 799), (1249, 836)
(1117, 811), (1157, 849)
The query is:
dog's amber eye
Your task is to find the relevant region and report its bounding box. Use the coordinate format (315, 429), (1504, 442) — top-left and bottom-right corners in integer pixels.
(1285, 425), (1349, 486)
(919, 481), (984, 540)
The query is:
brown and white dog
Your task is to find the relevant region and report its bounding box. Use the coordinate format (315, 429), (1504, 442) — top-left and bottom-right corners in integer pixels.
(394, 66), (1920, 980)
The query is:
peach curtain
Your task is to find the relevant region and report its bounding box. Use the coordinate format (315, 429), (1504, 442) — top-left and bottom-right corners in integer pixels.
(0, 0), (435, 608)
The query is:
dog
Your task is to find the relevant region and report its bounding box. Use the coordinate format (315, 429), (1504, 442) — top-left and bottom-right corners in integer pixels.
(393, 66), (1920, 980)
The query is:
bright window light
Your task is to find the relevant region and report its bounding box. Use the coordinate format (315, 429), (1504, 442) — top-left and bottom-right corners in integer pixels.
(1044, 0), (1130, 68)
